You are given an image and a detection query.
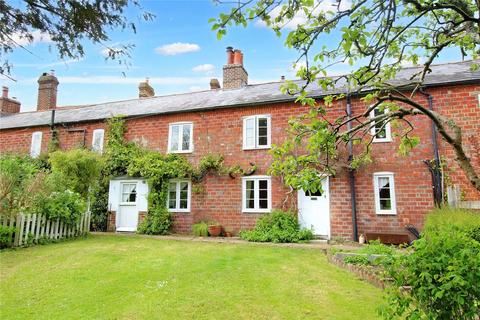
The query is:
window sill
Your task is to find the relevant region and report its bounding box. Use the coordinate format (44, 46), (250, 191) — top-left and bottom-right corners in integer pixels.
(119, 203), (137, 206)
(376, 211), (397, 216)
(168, 150), (193, 154)
(242, 146), (271, 151)
(372, 138), (392, 143)
(168, 210), (190, 213)
(242, 209), (271, 214)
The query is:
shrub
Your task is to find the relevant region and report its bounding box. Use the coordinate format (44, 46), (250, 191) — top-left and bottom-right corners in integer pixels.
(35, 190), (86, 226)
(192, 221), (209, 237)
(137, 207), (173, 235)
(358, 239), (396, 255)
(381, 209), (480, 320)
(424, 207), (480, 242)
(0, 226), (15, 249)
(343, 255), (370, 266)
(239, 210), (314, 243)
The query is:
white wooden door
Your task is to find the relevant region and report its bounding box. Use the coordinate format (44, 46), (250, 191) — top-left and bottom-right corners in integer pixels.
(298, 177), (330, 238)
(117, 182), (139, 232)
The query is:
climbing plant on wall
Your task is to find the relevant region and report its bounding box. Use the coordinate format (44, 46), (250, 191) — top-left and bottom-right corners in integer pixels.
(97, 116), (258, 235)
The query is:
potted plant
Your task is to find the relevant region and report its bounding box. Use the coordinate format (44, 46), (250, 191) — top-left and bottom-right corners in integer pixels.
(208, 222), (222, 237)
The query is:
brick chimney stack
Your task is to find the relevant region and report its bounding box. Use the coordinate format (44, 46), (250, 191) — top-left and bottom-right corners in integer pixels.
(223, 47), (248, 89)
(139, 78), (155, 98)
(0, 86), (21, 115)
(37, 71), (59, 111)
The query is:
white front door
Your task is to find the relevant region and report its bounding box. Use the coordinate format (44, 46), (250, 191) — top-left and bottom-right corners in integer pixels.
(298, 177), (330, 238)
(117, 182), (139, 232)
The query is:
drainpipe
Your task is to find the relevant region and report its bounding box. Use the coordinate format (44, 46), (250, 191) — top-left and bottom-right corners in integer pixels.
(419, 88), (443, 206)
(346, 94), (359, 241)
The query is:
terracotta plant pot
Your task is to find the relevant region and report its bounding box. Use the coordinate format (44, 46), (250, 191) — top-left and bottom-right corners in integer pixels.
(208, 225), (222, 237)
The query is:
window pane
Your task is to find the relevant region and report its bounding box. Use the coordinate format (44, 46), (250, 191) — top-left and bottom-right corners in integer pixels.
(245, 118), (255, 147)
(259, 199), (268, 209)
(380, 199), (391, 210)
(182, 125), (191, 150)
(180, 200), (188, 209)
(257, 118), (268, 146)
(247, 199), (255, 209)
(259, 180), (267, 190)
(170, 125), (179, 151)
(180, 182), (189, 207)
(168, 182), (177, 209)
(245, 180), (255, 209)
(374, 109), (387, 139)
(306, 189), (322, 197)
(129, 186), (137, 202)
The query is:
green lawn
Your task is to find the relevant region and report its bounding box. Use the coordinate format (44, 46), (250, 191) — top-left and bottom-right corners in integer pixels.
(0, 235), (383, 319)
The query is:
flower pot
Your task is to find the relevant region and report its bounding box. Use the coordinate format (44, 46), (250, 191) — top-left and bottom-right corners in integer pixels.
(224, 231), (232, 237)
(208, 225), (222, 237)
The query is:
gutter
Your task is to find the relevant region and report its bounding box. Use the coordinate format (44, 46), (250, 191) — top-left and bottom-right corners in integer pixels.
(346, 94), (359, 242)
(419, 88), (443, 206)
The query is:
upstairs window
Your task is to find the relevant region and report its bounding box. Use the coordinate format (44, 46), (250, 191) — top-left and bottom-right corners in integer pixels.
(30, 131), (42, 158)
(373, 172), (397, 215)
(167, 180), (191, 212)
(92, 129), (105, 153)
(242, 176), (271, 213)
(168, 122), (193, 153)
(243, 115), (271, 150)
(370, 107), (392, 142)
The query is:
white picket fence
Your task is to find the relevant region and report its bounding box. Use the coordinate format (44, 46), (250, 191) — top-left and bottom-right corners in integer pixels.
(0, 211), (91, 247)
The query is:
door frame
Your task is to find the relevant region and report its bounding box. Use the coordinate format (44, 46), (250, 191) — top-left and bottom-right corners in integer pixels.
(297, 176), (331, 239)
(117, 181), (139, 232)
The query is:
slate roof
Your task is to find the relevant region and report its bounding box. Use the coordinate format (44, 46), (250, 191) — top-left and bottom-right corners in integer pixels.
(1, 60), (479, 130)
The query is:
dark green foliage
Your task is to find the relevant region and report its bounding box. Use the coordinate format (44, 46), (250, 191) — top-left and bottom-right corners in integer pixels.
(240, 210), (314, 243)
(90, 182), (109, 231)
(34, 190), (86, 226)
(192, 221), (209, 237)
(0, 226), (15, 249)
(343, 255), (370, 266)
(381, 209), (480, 320)
(137, 207), (172, 235)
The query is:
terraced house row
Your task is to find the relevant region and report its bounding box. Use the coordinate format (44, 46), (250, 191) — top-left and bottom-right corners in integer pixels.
(1, 48), (479, 241)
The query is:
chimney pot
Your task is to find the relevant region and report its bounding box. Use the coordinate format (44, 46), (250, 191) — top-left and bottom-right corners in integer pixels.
(210, 78), (221, 90)
(233, 50), (243, 65)
(37, 72), (59, 111)
(280, 75), (285, 81)
(2, 86), (8, 98)
(226, 46), (234, 64)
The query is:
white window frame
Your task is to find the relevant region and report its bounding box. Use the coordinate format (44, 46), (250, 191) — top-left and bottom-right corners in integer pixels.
(242, 175), (272, 213)
(30, 131), (42, 158)
(242, 115), (271, 150)
(373, 172), (397, 215)
(92, 129), (105, 154)
(370, 107), (392, 142)
(167, 180), (191, 213)
(120, 182), (138, 205)
(168, 122), (193, 153)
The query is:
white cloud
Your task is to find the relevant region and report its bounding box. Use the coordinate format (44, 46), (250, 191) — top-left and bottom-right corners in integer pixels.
(10, 30), (52, 47)
(256, 0), (351, 30)
(155, 42), (200, 56)
(192, 64), (215, 73)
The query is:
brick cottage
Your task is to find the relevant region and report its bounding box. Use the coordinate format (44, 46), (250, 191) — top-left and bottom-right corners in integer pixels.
(1, 48), (479, 241)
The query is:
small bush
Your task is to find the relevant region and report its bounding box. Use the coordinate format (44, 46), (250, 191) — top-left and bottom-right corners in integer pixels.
(0, 226), (15, 249)
(239, 210), (314, 243)
(358, 239), (396, 255)
(192, 222), (209, 237)
(381, 208), (480, 319)
(343, 255), (370, 266)
(137, 207), (173, 235)
(35, 190), (86, 226)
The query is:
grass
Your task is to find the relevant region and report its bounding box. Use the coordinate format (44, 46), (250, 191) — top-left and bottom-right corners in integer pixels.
(1, 234), (383, 319)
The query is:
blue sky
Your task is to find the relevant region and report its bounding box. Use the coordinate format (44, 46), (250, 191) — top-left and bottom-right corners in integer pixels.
(1, 0), (463, 112)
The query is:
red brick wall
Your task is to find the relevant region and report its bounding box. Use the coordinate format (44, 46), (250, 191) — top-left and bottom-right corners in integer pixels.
(1, 83), (478, 238)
